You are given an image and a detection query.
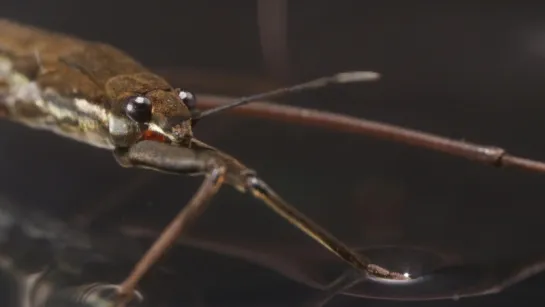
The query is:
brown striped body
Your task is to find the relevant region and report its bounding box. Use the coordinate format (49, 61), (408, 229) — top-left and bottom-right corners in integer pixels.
(0, 18), (193, 149)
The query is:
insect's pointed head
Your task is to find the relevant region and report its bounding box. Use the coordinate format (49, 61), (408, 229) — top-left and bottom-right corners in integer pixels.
(141, 89), (197, 141)
(109, 88), (198, 147)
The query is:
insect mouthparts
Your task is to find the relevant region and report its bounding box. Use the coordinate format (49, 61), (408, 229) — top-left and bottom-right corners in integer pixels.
(142, 130), (169, 143)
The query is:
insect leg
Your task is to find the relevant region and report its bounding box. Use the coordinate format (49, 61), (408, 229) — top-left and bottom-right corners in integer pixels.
(243, 177), (410, 280)
(116, 141), (406, 300)
(244, 176), (372, 273)
(114, 142), (226, 303)
(197, 94), (545, 174)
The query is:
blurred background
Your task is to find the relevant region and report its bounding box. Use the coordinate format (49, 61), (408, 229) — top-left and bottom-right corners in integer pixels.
(2, 1), (545, 306)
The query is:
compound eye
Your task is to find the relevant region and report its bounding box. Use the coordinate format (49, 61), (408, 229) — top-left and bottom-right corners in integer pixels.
(125, 96), (152, 123)
(178, 90), (197, 110)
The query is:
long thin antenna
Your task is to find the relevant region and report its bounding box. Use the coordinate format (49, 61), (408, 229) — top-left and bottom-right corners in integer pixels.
(193, 71), (380, 119)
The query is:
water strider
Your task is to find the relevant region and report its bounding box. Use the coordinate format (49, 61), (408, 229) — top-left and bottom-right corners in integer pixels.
(2, 18), (545, 307)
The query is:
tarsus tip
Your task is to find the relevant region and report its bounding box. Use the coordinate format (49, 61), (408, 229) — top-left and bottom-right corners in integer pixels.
(335, 71), (381, 83)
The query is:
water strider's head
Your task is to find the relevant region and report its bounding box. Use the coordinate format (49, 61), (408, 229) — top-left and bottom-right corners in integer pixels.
(106, 70), (379, 149)
(108, 85), (198, 148)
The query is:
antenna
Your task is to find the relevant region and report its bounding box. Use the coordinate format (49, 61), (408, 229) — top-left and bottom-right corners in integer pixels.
(193, 71), (380, 119)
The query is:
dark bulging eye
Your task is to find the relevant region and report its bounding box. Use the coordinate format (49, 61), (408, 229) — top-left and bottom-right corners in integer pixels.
(178, 90), (197, 110)
(125, 96), (152, 123)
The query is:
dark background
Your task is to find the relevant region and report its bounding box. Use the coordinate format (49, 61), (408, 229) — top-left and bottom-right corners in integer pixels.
(2, 1), (545, 306)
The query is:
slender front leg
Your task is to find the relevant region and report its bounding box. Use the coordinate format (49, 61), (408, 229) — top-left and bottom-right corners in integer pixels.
(114, 142), (226, 305)
(245, 177), (371, 273)
(118, 167), (224, 297)
(122, 141), (404, 278)
(246, 177), (410, 281)
(115, 140), (407, 304)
